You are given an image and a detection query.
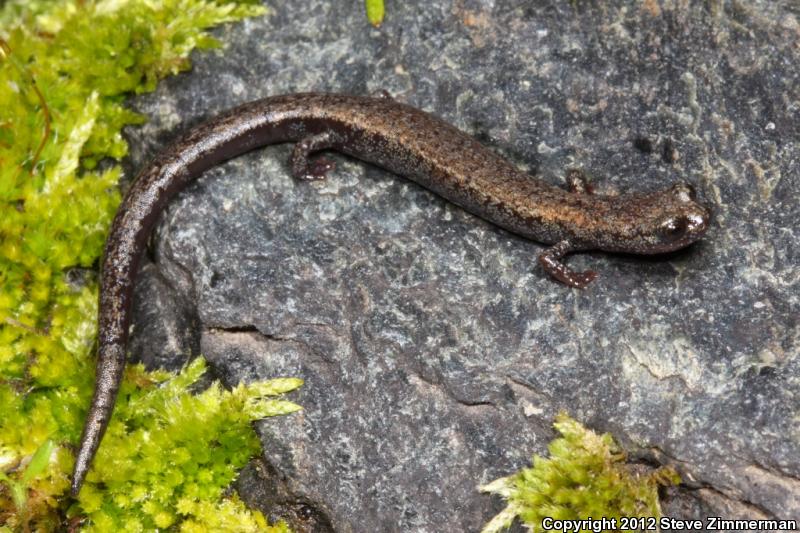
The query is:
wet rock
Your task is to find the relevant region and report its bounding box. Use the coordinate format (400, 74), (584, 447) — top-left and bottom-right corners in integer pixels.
(127, 1), (800, 530)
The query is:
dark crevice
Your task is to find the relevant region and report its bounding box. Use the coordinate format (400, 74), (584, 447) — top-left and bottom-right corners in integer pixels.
(205, 324), (340, 367)
(234, 458), (336, 533)
(207, 324), (261, 334)
(641, 446), (783, 520)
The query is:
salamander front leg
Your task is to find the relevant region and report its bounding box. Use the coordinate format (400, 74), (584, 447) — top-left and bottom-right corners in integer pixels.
(538, 240), (597, 288)
(290, 131), (338, 181)
(565, 168), (594, 194)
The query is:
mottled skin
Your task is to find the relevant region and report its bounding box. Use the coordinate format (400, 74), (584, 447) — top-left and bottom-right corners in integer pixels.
(71, 93), (710, 495)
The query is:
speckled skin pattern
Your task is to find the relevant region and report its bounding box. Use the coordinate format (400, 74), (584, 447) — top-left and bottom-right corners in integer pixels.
(71, 93), (710, 495)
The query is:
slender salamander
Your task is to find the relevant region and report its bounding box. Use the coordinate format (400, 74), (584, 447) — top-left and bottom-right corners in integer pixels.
(71, 92), (710, 495)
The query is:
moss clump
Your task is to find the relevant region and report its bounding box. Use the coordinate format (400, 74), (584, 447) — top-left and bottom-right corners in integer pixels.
(365, 0), (385, 27)
(75, 359), (301, 531)
(480, 414), (680, 533)
(0, 0), (301, 531)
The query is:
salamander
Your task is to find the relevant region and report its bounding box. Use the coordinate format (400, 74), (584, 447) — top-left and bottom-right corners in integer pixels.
(71, 92), (710, 495)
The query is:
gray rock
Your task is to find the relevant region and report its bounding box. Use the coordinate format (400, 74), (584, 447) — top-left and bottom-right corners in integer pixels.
(124, 1), (800, 531)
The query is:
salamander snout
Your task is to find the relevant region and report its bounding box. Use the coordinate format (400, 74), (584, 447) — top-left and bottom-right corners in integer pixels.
(647, 181), (711, 253)
(657, 211), (708, 245)
(608, 181), (711, 255)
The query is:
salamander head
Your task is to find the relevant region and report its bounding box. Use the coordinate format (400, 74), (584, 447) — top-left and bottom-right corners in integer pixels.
(611, 182), (711, 254)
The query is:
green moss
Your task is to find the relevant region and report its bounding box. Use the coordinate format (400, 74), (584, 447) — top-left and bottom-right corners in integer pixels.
(0, 0), (299, 531)
(74, 360), (302, 531)
(480, 414), (680, 533)
(364, 0), (385, 27)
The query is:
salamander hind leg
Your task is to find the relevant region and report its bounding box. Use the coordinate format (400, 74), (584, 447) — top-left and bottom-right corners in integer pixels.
(565, 168), (594, 195)
(290, 131), (338, 181)
(538, 240), (598, 288)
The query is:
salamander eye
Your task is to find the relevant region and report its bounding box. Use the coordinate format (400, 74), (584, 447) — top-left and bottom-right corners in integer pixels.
(659, 216), (689, 241)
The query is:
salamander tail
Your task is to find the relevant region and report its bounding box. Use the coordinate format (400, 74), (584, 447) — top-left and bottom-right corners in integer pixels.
(71, 343), (126, 497)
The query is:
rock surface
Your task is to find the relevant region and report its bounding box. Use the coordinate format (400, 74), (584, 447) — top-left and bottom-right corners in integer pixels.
(125, 1), (800, 531)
